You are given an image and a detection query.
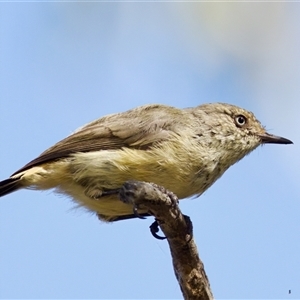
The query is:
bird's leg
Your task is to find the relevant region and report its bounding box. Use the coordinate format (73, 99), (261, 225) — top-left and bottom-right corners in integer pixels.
(101, 189), (120, 196)
(83, 187), (118, 199)
(118, 184), (147, 219)
(119, 181), (182, 239)
(82, 180), (147, 219)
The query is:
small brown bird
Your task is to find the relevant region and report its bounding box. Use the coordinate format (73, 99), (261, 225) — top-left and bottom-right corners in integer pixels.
(0, 103), (292, 221)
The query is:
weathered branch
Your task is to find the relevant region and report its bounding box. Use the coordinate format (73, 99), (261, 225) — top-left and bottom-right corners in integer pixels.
(119, 181), (214, 300)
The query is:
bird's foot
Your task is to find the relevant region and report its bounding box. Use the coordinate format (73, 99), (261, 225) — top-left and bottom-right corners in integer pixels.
(149, 219), (166, 240)
(119, 182), (147, 219)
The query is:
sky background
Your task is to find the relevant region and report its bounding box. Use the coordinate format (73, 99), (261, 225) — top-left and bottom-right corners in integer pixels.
(0, 2), (299, 299)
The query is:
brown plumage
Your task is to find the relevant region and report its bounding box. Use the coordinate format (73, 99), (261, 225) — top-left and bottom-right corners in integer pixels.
(0, 103), (292, 221)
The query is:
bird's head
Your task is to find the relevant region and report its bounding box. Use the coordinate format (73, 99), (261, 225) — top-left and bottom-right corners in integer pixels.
(195, 103), (293, 165)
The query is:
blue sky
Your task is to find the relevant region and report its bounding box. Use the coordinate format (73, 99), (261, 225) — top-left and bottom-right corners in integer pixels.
(0, 3), (299, 299)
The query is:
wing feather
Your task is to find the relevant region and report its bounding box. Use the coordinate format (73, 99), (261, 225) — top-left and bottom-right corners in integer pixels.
(12, 104), (181, 176)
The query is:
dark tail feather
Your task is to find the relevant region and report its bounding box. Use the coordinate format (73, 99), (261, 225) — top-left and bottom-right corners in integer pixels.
(0, 177), (22, 197)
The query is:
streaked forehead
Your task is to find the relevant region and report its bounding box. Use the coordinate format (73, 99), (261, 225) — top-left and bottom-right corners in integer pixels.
(200, 102), (258, 121)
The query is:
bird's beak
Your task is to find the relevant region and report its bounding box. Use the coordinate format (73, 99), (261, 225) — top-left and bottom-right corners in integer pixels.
(259, 132), (293, 145)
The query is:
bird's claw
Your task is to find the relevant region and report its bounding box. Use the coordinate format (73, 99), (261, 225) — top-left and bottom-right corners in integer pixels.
(149, 220), (166, 240)
(133, 205), (147, 219)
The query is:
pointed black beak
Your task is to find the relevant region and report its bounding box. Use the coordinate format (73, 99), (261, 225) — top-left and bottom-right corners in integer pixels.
(259, 132), (293, 145)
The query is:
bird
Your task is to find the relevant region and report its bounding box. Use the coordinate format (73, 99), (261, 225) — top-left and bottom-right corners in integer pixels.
(0, 103), (293, 221)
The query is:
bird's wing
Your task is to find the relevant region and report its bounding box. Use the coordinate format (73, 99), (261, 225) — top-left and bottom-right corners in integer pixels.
(12, 104), (180, 175)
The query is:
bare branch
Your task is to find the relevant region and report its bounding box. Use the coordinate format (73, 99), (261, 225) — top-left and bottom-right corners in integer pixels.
(119, 181), (214, 300)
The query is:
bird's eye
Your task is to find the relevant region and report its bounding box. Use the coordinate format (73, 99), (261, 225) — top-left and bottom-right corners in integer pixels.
(235, 115), (247, 127)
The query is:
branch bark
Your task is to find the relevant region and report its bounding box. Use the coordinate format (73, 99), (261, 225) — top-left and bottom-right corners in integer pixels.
(119, 181), (214, 300)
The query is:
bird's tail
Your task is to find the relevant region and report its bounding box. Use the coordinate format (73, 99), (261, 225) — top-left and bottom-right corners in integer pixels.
(0, 177), (22, 197)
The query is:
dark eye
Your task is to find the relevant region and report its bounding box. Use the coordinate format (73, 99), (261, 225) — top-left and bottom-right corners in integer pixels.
(235, 115), (247, 127)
